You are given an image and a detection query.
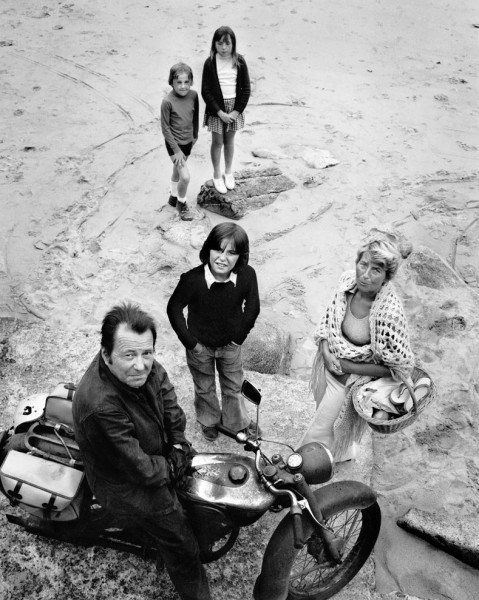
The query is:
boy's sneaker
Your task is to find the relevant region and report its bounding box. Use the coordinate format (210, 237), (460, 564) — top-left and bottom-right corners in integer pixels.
(176, 201), (193, 221)
(168, 194), (177, 207)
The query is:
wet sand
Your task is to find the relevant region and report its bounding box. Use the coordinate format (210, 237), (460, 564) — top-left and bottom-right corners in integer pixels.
(1, 1), (478, 599)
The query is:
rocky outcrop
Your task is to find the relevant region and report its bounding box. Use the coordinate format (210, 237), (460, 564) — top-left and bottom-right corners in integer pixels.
(407, 246), (467, 289)
(196, 167), (296, 219)
(242, 319), (292, 375)
(397, 508), (479, 569)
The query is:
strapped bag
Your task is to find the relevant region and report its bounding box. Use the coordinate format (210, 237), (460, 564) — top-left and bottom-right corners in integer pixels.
(0, 382), (85, 520)
(0, 450), (84, 515)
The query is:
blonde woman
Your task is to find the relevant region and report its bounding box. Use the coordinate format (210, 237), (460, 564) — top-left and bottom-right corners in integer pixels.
(299, 235), (414, 461)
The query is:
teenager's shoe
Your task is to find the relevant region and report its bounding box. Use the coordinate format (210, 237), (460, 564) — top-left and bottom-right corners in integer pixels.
(176, 201), (194, 221)
(213, 178), (227, 194)
(224, 173), (235, 190)
(168, 194), (177, 207)
(201, 424), (218, 441)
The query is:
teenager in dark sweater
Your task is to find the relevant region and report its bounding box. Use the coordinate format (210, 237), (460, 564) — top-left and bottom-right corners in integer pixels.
(167, 223), (260, 441)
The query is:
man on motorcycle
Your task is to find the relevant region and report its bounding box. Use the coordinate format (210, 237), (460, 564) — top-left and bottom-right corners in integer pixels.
(72, 302), (211, 600)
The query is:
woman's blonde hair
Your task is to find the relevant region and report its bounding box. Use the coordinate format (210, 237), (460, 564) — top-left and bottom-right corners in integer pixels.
(356, 234), (407, 280)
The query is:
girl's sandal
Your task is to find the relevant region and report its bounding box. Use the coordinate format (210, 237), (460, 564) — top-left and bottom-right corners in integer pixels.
(213, 178), (227, 194)
(224, 173), (235, 190)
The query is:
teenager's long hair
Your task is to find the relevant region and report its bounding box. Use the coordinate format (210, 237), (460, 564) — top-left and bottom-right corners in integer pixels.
(209, 25), (239, 67)
(199, 223), (249, 273)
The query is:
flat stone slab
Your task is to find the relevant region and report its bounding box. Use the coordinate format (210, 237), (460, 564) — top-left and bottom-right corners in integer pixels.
(397, 508), (479, 569)
(196, 166), (295, 220)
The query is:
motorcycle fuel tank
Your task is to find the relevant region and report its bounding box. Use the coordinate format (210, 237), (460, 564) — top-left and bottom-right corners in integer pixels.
(185, 453), (275, 515)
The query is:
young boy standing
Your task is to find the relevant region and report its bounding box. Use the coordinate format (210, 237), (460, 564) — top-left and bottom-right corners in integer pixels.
(160, 63), (199, 221)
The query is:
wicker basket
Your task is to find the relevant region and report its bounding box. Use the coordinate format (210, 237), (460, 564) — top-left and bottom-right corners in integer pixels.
(353, 367), (437, 434)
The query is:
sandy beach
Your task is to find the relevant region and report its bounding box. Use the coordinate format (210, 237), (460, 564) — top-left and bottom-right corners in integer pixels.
(1, 1), (479, 599)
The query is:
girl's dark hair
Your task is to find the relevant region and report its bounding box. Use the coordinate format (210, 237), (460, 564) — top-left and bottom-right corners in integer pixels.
(209, 26), (239, 66)
(101, 302), (157, 356)
(199, 223), (249, 273)
(168, 62), (193, 86)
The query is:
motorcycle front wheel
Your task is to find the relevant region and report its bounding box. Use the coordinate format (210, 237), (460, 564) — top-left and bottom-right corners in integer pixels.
(287, 502), (380, 599)
(254, 481), (381, 600)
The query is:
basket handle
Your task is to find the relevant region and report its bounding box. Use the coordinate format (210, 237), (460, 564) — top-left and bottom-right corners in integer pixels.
(397, 371), (418, 415)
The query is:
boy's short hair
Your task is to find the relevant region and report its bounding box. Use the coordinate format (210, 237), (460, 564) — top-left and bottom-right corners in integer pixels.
(199, 223), (249, 273)
(168, 62), (193, 86)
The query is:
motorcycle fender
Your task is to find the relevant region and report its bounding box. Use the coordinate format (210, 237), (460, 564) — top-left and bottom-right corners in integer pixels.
(253, 481), (377, 600)
(309, 480), (377, 517)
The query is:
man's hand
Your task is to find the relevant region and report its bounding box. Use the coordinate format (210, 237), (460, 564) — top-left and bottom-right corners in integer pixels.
(167, 443), (196, 486)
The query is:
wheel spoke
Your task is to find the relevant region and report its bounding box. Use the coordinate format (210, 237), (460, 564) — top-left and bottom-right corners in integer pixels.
(290, 508), (364, 594)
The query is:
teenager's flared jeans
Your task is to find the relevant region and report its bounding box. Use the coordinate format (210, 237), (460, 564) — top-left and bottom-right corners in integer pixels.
(186, 343), (250, 431)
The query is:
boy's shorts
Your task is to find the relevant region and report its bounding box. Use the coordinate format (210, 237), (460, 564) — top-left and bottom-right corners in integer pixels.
(166, 141), (192, 157)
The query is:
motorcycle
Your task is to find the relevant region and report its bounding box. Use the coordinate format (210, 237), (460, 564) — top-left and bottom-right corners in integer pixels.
(0, 379), (381, 600)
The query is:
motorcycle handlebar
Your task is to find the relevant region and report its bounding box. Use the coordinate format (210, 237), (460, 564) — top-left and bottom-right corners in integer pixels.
(292, 511), (304, 549)
(216, 423), (260, 452)
(215, 423), (238, 440)
(215, 424), (306, 552)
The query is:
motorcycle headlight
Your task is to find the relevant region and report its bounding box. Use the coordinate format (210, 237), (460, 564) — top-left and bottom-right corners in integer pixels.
(296, 442), (334, 484)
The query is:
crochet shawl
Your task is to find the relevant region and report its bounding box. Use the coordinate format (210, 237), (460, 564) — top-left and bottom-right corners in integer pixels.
(311, 270), (414, 458)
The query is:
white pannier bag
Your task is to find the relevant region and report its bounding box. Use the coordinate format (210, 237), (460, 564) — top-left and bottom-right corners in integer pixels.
(1, 450), (84, 515)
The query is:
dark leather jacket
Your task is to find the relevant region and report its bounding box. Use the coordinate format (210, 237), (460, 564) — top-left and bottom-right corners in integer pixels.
(72, 352), (188, 516)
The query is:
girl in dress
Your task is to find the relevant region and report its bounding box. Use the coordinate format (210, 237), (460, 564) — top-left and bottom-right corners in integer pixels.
(201, 26), (251, 194)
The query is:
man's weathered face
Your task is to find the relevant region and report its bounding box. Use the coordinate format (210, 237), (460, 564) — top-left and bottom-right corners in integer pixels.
(103, 323), (155, 388)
